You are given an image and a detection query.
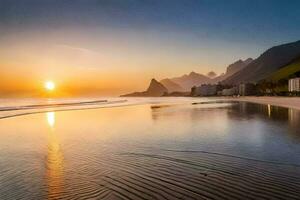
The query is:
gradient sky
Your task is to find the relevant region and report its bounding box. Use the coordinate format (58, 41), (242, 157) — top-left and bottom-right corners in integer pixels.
(0, 0), (300, 96)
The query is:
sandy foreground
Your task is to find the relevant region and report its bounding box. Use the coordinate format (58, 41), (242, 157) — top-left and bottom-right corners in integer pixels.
(226, 96), (300, 110)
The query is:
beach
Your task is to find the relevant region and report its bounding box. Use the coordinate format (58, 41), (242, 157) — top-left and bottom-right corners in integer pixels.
(228, 96), (300, 110)
(0, 97), (300, 199)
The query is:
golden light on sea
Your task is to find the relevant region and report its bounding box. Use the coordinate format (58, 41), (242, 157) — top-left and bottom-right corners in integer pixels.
(45, 111), (64, 198)
(267, 104), (271, 117)
(47, 112), (55, 127)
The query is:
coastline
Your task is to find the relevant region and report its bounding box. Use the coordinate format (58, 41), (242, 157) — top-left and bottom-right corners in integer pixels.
(226, 96), (300, 110)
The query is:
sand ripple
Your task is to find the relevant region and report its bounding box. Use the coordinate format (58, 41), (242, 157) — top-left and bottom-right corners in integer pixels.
(2, 147), (299, 200)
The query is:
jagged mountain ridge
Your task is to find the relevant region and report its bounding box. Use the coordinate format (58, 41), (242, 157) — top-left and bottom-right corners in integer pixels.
(169, 71), (212, 91)
(163, 58), (253, 91)
(223, 40), (300, 84)
(121, 78), (168, 97)
(225, 58), (253, 77)
(212, 58), (253, 83)
(160, 78), (185, 92)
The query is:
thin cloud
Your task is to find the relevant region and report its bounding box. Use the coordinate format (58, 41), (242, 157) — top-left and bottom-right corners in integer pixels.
(56, 44), (100, 55)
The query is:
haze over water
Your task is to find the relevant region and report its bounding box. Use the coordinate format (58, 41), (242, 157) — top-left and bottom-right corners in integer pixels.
(0, 98), (299, 199)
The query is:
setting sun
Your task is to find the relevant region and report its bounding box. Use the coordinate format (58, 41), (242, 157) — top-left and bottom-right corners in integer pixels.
(45, 81), (55, 91)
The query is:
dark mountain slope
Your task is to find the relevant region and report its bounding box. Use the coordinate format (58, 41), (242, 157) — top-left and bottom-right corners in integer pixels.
(223, 40), (300, 84)
(213, 58), (253, 83)
(121, 79), (168, 97)
(266, 57), (300, 81)
(160, 78), (185, 92)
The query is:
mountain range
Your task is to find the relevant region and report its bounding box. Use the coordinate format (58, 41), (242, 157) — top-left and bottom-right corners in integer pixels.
(121, 40), (300, 97)
(161, 58), (253, 92)
(121, 79), (168, 97)
(223, 40), (300, 84)
(163, 71), (211, 91)
(214, 58), (253, 82)
(121, 58), (252, 96)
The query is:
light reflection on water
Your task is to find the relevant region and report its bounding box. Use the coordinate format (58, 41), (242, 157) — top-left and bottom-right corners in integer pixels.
(0, 98), (300, 199)
(45, 112), (64, 199)
(47, 112), (55, 128)
(267, 104), (271, 117)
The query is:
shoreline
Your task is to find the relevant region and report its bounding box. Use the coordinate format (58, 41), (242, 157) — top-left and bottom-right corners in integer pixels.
(225, 96), (300, 110)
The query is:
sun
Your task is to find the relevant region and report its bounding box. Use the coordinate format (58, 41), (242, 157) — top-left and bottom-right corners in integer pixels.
(45, 81), (55, 91)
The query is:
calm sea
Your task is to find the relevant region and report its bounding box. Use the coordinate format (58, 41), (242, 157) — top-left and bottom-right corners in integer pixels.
(0, 97), (299, 199)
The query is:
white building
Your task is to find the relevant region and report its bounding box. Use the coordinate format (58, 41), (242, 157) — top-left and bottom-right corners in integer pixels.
(288, 78), (300, 92)
(221, 87), (238, 96)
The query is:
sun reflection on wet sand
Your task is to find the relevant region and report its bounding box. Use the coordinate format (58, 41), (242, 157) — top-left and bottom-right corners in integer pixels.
(288, 108), (299, 126)
(47, 112), (55, 128)
(45, 112), (64, 199)
(0, 101), (300, 199)
(267, 104), (271, 117)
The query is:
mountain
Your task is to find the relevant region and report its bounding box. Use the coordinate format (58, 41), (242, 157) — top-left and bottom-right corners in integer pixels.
(121, 78), (168, 97)
(159, 58), (252, 91)
(223, 40), (300, 85)
(207, 71), (217, 78)
(160, 78), (185, 92)
(225, 58), (253, 77)
(146, 78), (168, 96)
(121, 57), (254, 96)
(212, 58), (253, 83)
(212, 73), (226, 83)
(265, 57), (300, 81)
(170, 72), (211, 91)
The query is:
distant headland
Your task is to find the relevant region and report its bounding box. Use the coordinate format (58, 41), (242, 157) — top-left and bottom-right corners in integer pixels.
(121, 40), (300, 97)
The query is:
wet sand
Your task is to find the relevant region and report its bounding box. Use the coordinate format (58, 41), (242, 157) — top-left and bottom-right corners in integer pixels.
(229, 96), (300, 110)
(1, 98), (300, 199)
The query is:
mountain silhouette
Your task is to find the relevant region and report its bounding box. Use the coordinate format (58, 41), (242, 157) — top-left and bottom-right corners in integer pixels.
(121, 58), (255, 96)
(225, 58), (253, 77)
(160, 78), (185, 92)
(121, 78), (168, 97)
(169, 72), (211, 90)
(213, 58), (253, 83)
(223, 40), (300, 84)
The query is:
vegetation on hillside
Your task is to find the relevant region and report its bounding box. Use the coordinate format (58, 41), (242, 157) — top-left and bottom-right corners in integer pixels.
(256, 57), (300, 95)
(267, 57), (300, 81)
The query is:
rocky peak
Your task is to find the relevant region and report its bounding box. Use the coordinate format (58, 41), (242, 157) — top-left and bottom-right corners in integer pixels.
(226, 58), (253, 76)
(146, 78), (168, 96)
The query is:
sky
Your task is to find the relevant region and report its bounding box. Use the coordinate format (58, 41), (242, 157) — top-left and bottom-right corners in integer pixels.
(0, 0), (300, 96)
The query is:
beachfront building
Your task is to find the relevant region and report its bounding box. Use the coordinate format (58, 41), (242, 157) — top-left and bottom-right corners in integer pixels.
(238, 83), (256, 96)
(191, 84), (218, 96)
(221, 87), (238, 96)
(191, 86), (198, 96)
(288, 78), (300, 92)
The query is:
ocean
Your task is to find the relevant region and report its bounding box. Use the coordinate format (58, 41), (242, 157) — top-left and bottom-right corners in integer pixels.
(0, 97), (299, 199)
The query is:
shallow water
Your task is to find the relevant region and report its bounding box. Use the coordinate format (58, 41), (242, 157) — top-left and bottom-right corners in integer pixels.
(0, 97), (299, 200)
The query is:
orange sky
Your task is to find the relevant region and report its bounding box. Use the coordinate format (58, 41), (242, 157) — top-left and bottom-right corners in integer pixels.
(1, 0), (300, 97)
(1, 29), (251, 97)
